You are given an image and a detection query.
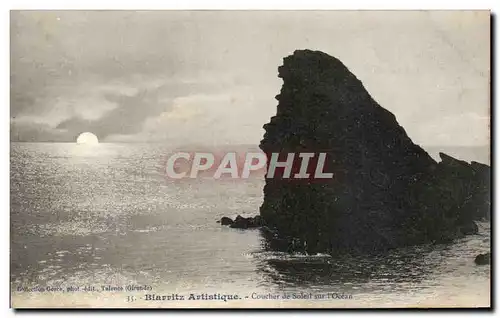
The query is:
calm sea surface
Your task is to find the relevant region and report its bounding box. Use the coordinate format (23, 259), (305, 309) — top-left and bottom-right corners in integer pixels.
(10, 143), (490, 307)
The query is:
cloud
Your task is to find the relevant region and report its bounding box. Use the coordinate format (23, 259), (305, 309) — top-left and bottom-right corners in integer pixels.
(106, 89), (274, 145)
(55, 85), (168, 140)
(51, 78), (231, 141)
(10, 11), (490, 146)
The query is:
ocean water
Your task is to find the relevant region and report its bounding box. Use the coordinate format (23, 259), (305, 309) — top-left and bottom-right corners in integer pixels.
(10, 143), (490, 308)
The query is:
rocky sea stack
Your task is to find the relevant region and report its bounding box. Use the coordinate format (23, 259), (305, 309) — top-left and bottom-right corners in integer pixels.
(259, 49), (490, 255)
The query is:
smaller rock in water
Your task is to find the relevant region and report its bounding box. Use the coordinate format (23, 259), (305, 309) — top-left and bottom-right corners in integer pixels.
(218, 217), (234, 226)
(474, 252), (491, 265)
(218, 215), (263, 229)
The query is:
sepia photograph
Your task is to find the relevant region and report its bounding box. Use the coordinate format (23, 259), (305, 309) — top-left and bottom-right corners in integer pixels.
(9, 10), (491, 308)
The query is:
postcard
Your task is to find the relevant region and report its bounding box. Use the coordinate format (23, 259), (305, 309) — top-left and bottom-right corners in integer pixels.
(10, 10), (491, 308)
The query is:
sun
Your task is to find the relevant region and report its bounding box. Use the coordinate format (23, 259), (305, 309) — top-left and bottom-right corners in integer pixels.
(76, 132), (99, 145)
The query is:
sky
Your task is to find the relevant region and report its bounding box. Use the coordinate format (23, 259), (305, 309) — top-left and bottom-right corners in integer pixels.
(10, 10), (490, 148)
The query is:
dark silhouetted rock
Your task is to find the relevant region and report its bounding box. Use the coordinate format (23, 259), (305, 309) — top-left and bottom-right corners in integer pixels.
(474, 253), (491, 265)
(219, 217), (234, 226)
(218, 215), (263, 229)
(259, 49), (490, 255)
(437, 154), (491, 221)
(459, 221), (479, 235)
